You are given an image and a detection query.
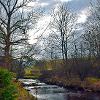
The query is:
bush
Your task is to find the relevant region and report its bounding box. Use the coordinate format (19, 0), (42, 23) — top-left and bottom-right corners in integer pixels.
(0, 68), (17, 100)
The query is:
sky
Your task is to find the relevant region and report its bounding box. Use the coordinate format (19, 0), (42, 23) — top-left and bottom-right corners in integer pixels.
(28, 0), (91, 44)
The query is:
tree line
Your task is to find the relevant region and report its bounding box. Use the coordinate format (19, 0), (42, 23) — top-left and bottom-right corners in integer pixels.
(41, 0), (100, 81)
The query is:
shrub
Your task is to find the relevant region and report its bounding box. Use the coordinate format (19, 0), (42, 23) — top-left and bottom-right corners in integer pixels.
(0, 68), (17, 100)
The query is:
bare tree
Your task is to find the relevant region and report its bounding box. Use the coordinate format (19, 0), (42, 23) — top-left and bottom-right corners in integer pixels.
(83, 0), (100, 60)
(43, 33), (62, 60)
(48, 4), (77, 78)
(51, 4), (76, 62)
(0, 0), (40, 69)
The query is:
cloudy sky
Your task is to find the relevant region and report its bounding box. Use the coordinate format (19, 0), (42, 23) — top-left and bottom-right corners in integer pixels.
(28, 0), (92, 44)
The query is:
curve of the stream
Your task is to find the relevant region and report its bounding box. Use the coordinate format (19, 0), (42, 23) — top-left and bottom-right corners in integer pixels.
(19, 79), (100, 100)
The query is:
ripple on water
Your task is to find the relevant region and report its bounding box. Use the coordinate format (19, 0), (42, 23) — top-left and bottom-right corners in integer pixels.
(19, 79), (100, 100)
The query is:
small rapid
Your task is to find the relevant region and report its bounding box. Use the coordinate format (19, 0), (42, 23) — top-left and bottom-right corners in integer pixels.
(19, 79), (100, 100)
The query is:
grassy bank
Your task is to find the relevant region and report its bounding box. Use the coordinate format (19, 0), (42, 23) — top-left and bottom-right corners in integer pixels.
(14, 80), (36, 100)
(0, 67), (36, 100)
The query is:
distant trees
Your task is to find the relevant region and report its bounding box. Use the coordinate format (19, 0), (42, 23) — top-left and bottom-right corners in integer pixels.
(70, 0), (100, 80)
(83, 0), (100, 60)
(43, 33), (62, 60)
(51, 4), (77, 78)
(42, 1), (100, 81)
(81, 0), (100, 78)
(51, 4), (76, 62)
(0, 0), (40, 70)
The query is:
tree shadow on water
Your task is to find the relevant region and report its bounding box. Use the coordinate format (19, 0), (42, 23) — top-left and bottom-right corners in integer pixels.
(65, 93), (100, 100)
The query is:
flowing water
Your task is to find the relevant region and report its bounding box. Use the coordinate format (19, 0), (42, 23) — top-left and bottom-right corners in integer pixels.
(19, 79), (100, 100)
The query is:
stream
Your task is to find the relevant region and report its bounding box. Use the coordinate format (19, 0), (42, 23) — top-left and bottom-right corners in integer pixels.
(19, 79), (100, 100)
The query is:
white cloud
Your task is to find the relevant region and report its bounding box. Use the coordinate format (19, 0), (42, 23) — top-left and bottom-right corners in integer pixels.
(28, 15), (52, 44)
(54, 0), (73, 2)
(27, 1), (49, 8)
(77, 7), (90, 23)
(40, 3), (49, 7)
(20, 1), (49, 13)
(60, 0), (73, 2)
(77, 13), (87, 23)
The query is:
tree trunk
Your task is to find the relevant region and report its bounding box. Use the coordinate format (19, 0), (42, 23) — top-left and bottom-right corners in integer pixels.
(4, 15), (12, 70)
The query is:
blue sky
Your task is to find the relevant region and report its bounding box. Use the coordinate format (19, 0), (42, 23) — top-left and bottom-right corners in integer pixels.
(28, 0), (91, 23)
(28, 0), (92, 44)
(36, 0), (90, 13)
(27, 0), (90, 13)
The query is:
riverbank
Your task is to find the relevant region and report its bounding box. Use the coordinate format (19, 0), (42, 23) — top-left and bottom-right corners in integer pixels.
(39, 76), (100, 93)
(14, 80), (36, 100)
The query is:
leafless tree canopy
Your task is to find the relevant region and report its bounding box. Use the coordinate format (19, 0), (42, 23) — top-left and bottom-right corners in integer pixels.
(0, 0), (40, 69)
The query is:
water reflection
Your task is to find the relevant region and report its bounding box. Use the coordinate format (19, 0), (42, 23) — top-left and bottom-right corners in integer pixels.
(19, 79), (100, 100)
(64, 93), (100, 100)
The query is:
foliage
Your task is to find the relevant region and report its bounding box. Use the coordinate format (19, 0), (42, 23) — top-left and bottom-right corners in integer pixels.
(25, 67), (41, 79)
(0, 68), (17, 100)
